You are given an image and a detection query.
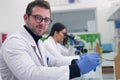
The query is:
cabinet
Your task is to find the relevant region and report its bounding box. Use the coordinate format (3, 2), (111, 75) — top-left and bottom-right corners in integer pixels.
(48, 8), (97, 33)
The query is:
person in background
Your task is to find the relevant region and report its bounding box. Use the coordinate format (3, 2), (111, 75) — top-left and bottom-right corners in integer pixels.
(0, 1), (100, 80)
(44, 22), (76, 57)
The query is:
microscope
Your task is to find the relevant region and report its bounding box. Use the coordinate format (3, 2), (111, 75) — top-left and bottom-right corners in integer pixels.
(65, 34), (88, 55)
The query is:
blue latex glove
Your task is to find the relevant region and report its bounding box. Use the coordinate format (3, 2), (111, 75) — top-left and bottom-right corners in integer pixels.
(80, 52), (99, 59)
(70, 39), (74, 45)
(80, 53), (98, 71)
(77, 52), (100, 75)
(80, 53), (86, 59)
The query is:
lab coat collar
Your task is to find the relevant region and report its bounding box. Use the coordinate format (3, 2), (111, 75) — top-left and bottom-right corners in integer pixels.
(21, 26), (37, 46)
(24, 25), (42, 45)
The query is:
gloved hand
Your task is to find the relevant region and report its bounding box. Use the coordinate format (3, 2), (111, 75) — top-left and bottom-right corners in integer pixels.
(77, 52), (100, 75)
(79, 53), (86, 59)
(80, 52), (98, 59)
(80, 52), (98, 71)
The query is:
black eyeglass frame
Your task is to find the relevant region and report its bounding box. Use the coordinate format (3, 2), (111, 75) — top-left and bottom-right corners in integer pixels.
(30, 15), (52, 24)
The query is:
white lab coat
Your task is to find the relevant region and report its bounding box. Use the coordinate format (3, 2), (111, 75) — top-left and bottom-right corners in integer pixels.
(43, 36), (79, 64)
(57, 43), (76, 56)
(0, 27), (70, 80)
(0, 73), (2, 80)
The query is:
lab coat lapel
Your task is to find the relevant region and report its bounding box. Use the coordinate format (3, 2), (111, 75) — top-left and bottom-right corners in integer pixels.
(21, 27), (45, 66)
(38, 41), (47, 66)
(31, 45), (45, 66)
(26, 36), (45, 66)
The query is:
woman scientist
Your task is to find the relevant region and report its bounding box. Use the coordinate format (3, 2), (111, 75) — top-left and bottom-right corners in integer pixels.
(44, 22), (76, 57)
(44, 22), (96, 64)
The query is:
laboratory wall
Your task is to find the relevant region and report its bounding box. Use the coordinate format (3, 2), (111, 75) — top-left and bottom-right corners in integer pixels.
(0, 0), (115, 44)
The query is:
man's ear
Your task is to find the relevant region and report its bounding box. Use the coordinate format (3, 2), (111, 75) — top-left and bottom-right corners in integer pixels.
(24, 14), (28, 20)
(23, 14), (29, 24)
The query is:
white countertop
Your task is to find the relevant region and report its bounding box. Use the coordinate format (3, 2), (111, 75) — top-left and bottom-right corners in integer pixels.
(101, 52), (117, 67)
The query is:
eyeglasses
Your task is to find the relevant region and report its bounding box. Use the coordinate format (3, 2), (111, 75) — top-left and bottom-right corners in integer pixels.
(30, 15), (52, 24)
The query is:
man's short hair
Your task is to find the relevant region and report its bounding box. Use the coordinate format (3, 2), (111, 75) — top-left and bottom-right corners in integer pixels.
(26, 0), (51, 16)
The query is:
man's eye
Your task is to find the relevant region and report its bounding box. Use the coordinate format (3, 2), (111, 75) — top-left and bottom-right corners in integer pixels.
(35, 16), (42, 20)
